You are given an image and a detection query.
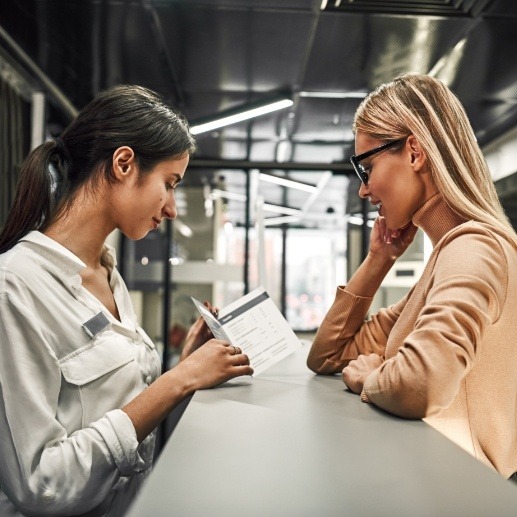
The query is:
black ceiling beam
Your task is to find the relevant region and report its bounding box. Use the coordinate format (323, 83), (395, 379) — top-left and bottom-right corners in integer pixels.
(188, 158), (354, 173)
(321, 0), (495, 17)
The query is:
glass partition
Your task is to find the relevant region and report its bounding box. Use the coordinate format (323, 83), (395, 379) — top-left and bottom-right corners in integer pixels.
(121, 169), (353, 363)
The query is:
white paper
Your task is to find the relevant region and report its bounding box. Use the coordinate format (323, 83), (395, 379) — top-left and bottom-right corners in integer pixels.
(191, 286), (302, 376)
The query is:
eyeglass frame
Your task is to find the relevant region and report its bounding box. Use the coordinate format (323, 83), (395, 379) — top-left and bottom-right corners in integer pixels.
(350, 138), (405, 185)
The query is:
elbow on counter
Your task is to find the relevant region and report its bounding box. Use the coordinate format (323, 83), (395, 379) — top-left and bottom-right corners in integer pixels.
(363, 384), (453, 420)
(306, 353), (323, 374)
(306, 348), (341, 375)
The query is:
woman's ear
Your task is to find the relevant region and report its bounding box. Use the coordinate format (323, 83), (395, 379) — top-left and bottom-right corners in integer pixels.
(112, 146), (137, 182)
(406, 135), (427, 172)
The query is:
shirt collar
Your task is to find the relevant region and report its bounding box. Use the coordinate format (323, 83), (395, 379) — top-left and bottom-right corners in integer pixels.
(19, 231), (118, 279)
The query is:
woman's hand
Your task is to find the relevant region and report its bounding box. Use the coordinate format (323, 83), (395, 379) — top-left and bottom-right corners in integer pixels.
(180, 301), (218, 360)
(342, 353), (384, 394)
(370, 216), (418, 260)
(123, 340), (253, 443)
(176, 339), (253, 390)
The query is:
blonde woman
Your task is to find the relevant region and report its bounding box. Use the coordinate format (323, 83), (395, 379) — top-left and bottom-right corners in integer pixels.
(307, 73), (517, 481)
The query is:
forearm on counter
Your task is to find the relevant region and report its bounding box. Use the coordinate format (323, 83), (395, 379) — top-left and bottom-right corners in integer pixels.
(122, 363), (196, 443)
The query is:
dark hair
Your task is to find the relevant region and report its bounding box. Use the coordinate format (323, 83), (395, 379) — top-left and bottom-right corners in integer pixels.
(0, 84), (197, 253)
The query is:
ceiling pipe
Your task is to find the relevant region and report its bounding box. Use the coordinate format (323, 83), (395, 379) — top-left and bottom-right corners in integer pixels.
(141, 0), (186, 108)
(322, 0), (494, 17)
(0, 53), (34, 103)
(0, 24), (78, 120)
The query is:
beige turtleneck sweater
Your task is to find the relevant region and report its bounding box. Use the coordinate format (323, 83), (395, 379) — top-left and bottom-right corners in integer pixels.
(307, 194), (517, 478)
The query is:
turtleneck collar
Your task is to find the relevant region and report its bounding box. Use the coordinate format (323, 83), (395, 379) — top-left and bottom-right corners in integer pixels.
(412, 193), (467, 248)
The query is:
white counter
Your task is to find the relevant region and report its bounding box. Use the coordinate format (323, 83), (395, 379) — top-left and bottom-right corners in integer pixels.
(127, 344), (517, 516)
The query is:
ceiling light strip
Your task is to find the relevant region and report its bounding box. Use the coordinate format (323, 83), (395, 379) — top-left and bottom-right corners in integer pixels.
(211, 189), (247, 202)
(258, 172), (318, 193)
(264, 216), (301, 227)
(190, 99), (293, 135)
(299, 91), (368, 99)
(263, 203), (302, 216)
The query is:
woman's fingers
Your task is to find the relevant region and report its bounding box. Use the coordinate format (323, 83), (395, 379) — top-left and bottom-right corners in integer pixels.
(203, 300), (219, 318)
(222, 342), (252, 370)
(224, 343), (242, 355)
(233, 364), (254, 376)
(232, 351), (251, 366)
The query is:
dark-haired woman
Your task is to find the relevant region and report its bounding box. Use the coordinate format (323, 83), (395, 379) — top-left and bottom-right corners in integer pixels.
(0, 85), (252, 516)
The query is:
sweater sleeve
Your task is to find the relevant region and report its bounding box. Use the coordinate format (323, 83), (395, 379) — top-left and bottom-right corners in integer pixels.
(307, 285), (413, 374)
(0, 290), (146, 516)
(361, 228), (507, 418)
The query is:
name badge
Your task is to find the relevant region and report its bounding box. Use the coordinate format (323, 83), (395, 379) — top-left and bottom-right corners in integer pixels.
(82, 312), (111, 339)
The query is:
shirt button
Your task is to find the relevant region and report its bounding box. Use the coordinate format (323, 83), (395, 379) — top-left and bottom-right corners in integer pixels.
(42, 490), (53, 501)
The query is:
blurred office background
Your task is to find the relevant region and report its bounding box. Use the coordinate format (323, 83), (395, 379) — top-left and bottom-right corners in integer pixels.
(2, 0), (517, 367)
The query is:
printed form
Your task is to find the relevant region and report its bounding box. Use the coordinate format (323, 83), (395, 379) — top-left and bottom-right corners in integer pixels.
(191, 286), (302, 375)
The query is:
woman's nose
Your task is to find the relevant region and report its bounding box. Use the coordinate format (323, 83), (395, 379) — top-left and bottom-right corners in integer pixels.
(358, 181), (370, 199)
(162, 194), (177, 220)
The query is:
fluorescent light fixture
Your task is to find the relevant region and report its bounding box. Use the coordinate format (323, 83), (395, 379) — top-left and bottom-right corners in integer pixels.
(263, 203), (302, 217)
(190, 97), (293, 135)
(211, 189), (247, 202)
(264, 215), (301, 227)
(299, 91), (368, 99)
(259, 172), (318, 193)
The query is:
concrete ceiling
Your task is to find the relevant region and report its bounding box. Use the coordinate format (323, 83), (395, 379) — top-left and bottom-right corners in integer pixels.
(2, 0), (517, 229)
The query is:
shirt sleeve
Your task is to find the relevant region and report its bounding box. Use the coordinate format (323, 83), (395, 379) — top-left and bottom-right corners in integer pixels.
(0, 289), (146, 516)
(307, 284), (413, 374)
(361, 228), (507, 418)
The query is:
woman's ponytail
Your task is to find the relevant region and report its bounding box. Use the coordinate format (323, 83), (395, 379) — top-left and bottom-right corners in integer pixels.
(1, 84), (197, 254)
(0, 140), (64, 253)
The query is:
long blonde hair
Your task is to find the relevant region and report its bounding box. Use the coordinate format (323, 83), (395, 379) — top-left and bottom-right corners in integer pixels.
(353, 73), (516, 240)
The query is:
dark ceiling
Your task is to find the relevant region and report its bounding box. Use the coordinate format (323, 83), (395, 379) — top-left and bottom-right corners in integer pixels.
(2, 0), (517, 228)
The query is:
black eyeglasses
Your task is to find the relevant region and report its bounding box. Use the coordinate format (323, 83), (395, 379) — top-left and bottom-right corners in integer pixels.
(350, 139), (405, 185)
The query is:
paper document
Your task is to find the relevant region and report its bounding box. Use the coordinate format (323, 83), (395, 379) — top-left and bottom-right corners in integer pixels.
(191, 286), (302, 376)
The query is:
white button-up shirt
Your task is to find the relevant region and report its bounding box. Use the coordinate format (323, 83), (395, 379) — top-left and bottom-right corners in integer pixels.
(0, 231), (161, 516)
